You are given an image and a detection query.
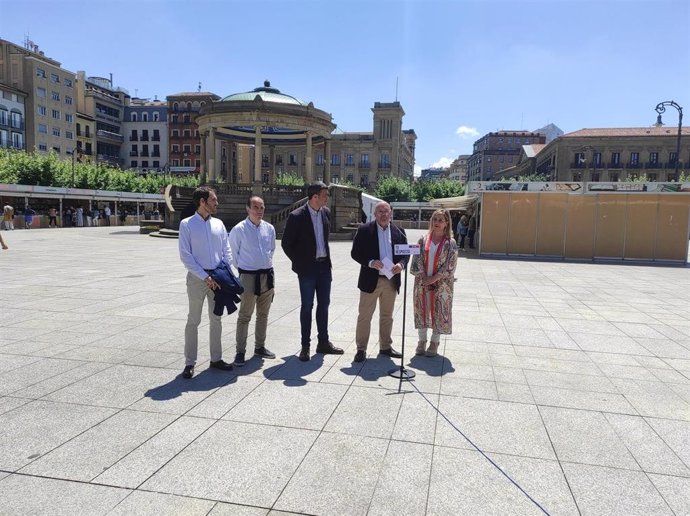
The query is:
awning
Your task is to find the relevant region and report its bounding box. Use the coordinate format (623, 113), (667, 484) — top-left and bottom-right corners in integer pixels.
(429, 194), (479, 210)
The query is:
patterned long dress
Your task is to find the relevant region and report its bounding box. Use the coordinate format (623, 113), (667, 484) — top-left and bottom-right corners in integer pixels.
(410, 235), (457, 334)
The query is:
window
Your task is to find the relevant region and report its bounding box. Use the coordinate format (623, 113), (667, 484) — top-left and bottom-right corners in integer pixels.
(38, 124), (47, 134)
(610, 172), (619, 182)
(669, 151), (678, 165)
(173, 159), (179, 166)
(37, 87), (47, 98)
(611, 152), (620, 166)
(183, 129), (190, 138)
(142, 113), (148, 122)
(142, 161), (149, 168)
(76, 123), (81, 136)
(195, 144), (200, 154)
(50, 73), (60, 83)
(153, 144), (160, 156)
(360, 174), (369, 186)
(131, 144), (138, 155)
(65, 96), (72, 105)
(153, 112), (159, 121)
(317, 154), (324, 165)
(172, 144), (180, 153)
(346, 154), (354, 166)
(66, 131), (73, 140)
(64, 78), (72, 88)
(262, 154), (269, 167)
(39, 143), (48, 151)
(347, 174), (353, 182)
(379, 153), (389, 168)
(52, 109), (60, 120)
(52, 91), (60, 101)
(183, 144), (191, 153)
(153, 129), (160, 141)
(131, 161), (138, 168)
(648, 173), (657, 181)
(195, 159), (201, 168)
(65, 114), (73, 123)
(630, 152), (640, 166)
(172, 114), (178, 124)
(131, 113), (138, 122)
(153, 161), (160, 168)
(593, 152), (602, 166)
(650, 152), (659, 165)
(183, 159), (191, 167)
(574, 152), (586, 167)
(332, 154), (341, 166)
(141, 145), (149, 157)
(36, 68), (46, 78)
(172, 129), (179, 138)
(289, 153), (297, 166)
(360, 153), (369, 167)
(52, 127), (60, 137)
(173, 102), (179, 112)
(276, 155), (283, 165)
(37, 105), (47, 116)
(183, 115), (190, 123)
(85, 126), (90, 137)
(141, 129), (149, 141)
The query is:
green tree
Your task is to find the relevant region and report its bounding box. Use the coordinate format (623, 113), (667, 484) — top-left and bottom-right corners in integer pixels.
(412, 178), (464, 201)
(374, 176), (413, 202)
(275, 172), (305, 186)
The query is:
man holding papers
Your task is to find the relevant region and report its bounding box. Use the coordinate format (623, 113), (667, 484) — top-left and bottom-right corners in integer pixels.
(350, 201), (409, 363)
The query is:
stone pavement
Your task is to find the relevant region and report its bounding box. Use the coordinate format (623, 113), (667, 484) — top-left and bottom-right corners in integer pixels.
(0, 226), (689, 515)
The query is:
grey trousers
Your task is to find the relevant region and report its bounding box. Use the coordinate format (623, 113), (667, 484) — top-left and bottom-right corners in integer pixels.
(236, 272), (274, 353)
(184, 272), (223, 366)
(355, 276), (397, 351)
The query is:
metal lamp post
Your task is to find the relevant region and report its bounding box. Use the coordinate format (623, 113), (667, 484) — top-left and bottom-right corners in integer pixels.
(654, 100), (683, 180)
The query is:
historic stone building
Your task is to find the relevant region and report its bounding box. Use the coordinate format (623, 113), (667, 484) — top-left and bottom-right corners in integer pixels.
(448, 154), (470, 182)
(467, 130), (546, 181)
(0, 83), (26, 152)
(502, 127), (689, 182)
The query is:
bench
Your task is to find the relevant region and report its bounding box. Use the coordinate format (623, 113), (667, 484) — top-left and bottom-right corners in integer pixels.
(139, 219), (164, 234)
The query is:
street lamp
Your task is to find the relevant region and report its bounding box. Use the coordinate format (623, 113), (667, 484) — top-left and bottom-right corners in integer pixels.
(654, 100), (683, 180)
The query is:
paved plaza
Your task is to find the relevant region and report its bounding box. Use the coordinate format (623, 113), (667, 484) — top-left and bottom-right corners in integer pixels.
(0, 226), (689, 515)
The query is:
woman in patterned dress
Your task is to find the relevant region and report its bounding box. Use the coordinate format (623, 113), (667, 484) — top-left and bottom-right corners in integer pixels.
(410, 209), (457, 356)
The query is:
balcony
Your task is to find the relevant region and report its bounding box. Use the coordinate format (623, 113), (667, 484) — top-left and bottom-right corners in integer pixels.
(140, 135), (149, 141)
(378, 163), (391, 169)
(607, 162), (623, 169)
(140, 152), (149, 157)
(10, 120), (25, 130)
(152, 152), (160, 157)
(645, 162), (662, 169)
(129, 150), (138, 156)
(152, 135), (160, 141)
(129, 135), (138, 141)
(359, 163), (371, 169)
(96, 129), (124, 142)
(627, 162), (641, 169)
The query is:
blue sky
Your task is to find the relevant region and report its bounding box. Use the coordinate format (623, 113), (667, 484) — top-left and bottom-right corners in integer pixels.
(2, 0), (689, 173)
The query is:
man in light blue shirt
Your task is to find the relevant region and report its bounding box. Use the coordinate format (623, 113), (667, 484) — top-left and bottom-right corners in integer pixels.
(228, 195), (277, 367)
(178, 186), (235, 379)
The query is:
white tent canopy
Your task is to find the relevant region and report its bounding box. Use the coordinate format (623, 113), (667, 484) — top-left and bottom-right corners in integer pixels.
(429, 194), (479, 210)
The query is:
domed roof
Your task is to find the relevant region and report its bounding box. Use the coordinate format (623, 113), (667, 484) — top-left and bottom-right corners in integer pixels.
(221, 81), (306, 106)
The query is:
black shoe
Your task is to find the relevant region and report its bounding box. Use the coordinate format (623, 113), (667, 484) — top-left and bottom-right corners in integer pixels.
(233, 352), (245, 367)
(254, 347), (276, 359)
(182, 365), (194, 379)
(316, 341), (344, 355)
(299, 347), (310, 362)
(354, 350), (366, 363)
(209, 360), (233, 371)
(379, 348), (402, 359)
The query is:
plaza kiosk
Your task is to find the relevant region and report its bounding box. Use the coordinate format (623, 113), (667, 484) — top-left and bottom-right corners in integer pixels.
(443, 182), (690, 264)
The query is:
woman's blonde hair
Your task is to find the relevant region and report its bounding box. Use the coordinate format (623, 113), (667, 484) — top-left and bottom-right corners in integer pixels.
(427, 209), (452, 239)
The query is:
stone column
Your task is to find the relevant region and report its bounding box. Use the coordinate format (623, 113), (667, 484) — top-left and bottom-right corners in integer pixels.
(305, 132), (313, 183)
(324, 138), (331, 184)
(254, 126), (262, 184)
(269, 145), (275, 184)
(208, 128), (216, 183)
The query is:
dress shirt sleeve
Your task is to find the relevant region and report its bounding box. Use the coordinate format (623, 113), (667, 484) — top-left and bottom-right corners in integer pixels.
(221, 224), (235, 271)
(228, 224), (241, 267)
(178, 220), (208, 280)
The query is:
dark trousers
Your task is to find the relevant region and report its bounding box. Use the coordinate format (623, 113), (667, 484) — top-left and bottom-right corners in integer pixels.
(468, 229), (476, 249)
(459, 233), (466, 249)
(297, 261), (332, 347)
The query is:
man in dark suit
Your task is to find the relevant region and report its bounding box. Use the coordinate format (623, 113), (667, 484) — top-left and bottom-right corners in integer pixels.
(350, 201), (408, 363)
(282, 182), (344, 362)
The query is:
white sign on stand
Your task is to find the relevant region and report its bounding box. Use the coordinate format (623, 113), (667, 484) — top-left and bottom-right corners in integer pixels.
(394, 244), (421, 256)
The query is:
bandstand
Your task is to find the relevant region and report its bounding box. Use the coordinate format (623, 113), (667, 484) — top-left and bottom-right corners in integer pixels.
(195, 81), (336, 184)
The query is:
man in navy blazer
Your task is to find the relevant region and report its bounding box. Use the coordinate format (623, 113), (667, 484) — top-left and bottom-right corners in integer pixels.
(282, 182), (344, 362)
(350, 201), (408, 363)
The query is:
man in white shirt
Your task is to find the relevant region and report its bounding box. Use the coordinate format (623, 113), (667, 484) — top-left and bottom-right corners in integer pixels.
(228, 195), (277, 367)
(178, 186), (235, 379)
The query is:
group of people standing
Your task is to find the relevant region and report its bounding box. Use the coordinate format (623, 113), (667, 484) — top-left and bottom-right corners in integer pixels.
(178, 183), (458, 379)
(454, 208), (477, 251)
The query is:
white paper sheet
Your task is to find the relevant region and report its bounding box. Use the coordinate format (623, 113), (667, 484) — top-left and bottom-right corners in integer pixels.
(380, 256), (395, 279)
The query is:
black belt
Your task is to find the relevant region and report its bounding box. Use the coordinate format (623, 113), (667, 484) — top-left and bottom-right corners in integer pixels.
(238, 267), (274, 295)
(315, 257), (328, 262)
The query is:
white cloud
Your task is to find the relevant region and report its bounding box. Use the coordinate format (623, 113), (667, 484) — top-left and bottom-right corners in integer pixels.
(431, 157), (453, 168)
(456, 125), (480, 139)
(414, 165), (422, 177)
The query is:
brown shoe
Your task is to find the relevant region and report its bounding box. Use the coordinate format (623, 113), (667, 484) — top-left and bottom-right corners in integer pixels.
(316, 341), (344, 355)
(379, 348), (402, 359)
(415, 341), (427, 356)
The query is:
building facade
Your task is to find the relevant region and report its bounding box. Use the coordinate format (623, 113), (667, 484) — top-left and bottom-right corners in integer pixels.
(167, 92), (220, 175)
(0, 83), (26, 151)
(467, 130), (546, 181)
(75, 72), (129, 168)
(448, 154), (470, 182)
(0, 38), (78, 157)
(504, 127), (689, 182)
(122, 98), (168, 173)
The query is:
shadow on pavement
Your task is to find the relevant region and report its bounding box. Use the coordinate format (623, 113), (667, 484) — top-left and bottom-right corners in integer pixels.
(263, 353), (325, 386)
(144, 368), (237, 401)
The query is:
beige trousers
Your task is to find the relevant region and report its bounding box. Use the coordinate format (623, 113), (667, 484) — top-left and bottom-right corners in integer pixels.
(184, 272), (223, 366)
(355, 276), (397, 351)
(235, 272), (274, 353)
